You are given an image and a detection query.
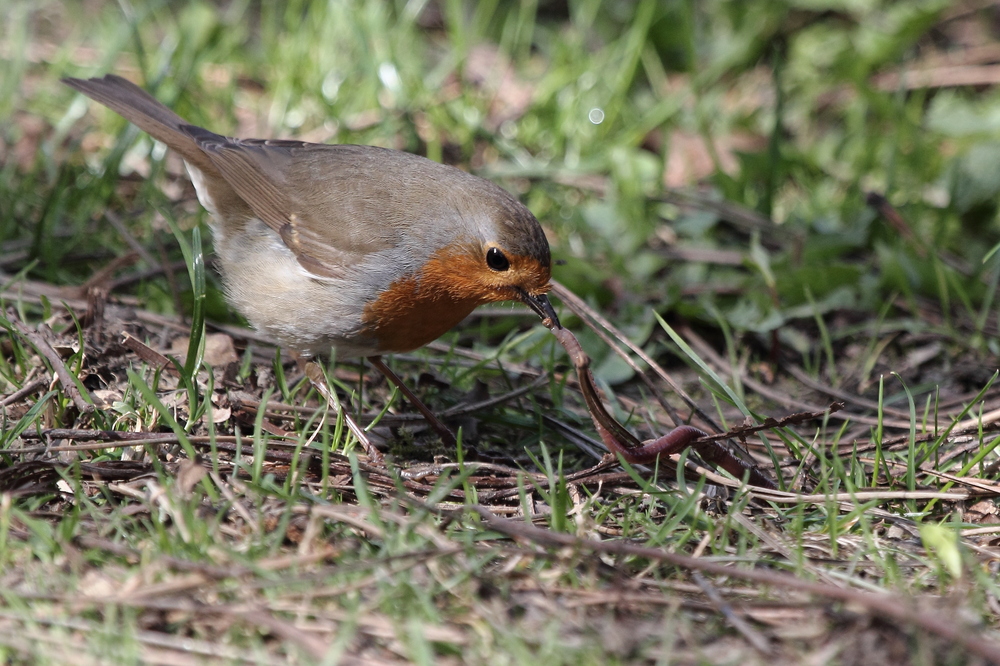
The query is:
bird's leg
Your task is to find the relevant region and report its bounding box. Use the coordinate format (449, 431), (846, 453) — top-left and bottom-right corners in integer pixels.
(367, 356), (458, 448)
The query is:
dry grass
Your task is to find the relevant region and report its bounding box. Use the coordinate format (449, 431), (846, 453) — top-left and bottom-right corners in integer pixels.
(3, 1), (1000, 664)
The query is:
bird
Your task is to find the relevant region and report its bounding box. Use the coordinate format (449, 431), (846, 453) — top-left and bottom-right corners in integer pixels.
(63, 74), (560, 446)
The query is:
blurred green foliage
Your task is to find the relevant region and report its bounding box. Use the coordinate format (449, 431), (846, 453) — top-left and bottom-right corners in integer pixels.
(3, 0), (1000, 380)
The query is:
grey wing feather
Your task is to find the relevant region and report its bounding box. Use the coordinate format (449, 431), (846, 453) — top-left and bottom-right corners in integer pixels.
(65, 75), (487, 278)
(183, 126), (366, 278)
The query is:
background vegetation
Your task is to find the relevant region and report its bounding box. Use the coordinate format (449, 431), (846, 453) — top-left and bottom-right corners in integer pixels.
(2, 0), (1000, 663)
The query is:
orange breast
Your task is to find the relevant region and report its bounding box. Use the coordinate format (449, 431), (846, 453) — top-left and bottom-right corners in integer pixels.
(361, 245), (494, 353)
(363, 292), (480, 353)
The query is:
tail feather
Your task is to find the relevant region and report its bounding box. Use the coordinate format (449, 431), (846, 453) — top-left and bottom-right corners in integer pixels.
(63, 75), (218, 176)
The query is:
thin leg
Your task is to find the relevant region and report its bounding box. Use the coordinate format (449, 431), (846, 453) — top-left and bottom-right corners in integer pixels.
(367, 356), (458, 448)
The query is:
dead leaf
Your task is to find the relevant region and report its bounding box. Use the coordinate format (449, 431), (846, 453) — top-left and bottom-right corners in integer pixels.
(170, 333), (239, 367)
(664, 130), (766, 188)
(967, 500), (999, 524)
(176, 457), (208, 496)
(92, 389), (122, 409)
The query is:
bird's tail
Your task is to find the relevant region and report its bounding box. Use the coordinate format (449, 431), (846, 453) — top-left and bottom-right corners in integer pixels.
(63, 74), (218, 176)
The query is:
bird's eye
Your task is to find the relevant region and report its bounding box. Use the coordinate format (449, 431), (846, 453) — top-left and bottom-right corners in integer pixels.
(486, 247), (510, 271)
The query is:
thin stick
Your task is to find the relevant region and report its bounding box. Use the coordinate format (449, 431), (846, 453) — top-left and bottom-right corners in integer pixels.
(693, 571), (772, 654)
(9, 318), (94, 414)
(0, 376), (49, 407)
(305, 362), (384, 464)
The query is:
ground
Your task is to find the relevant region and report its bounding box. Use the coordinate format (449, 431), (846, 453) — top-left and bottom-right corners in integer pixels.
(2, 1), (1000, 664)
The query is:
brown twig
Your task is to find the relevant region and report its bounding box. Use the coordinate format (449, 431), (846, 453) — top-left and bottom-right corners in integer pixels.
(367, 355), (457, 448)
(305, 362), (384, 464)
(102, 210), (158, 267)
(121, 332), (173, 371)
(784, 363), (913, 420)
(678, 323), (917, 429)
(693, 403), (844, 444)
(865, 191), (926, 256)
(9, 316), (94, 414)
(0, 376), (49, 407)
(235, 608), (329, 661)
(79, 251), (140, 291)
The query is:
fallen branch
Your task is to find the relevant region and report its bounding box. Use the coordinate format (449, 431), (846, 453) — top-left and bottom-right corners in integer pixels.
(8, 317), (94, 414)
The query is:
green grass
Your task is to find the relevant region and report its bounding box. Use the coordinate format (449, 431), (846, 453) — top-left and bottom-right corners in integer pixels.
(2, 0), (1000, 663)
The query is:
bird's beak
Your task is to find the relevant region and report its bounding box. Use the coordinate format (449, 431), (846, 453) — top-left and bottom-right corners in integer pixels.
(517, 289), (561, 329)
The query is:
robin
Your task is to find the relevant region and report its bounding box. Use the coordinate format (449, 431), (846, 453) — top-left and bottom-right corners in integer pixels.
(64, 75), (560, 445)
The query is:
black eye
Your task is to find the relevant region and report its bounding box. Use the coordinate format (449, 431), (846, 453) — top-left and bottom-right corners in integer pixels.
(486, 247), (510, 271)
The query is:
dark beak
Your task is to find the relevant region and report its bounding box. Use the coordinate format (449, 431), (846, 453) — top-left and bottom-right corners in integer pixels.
(517, 289), (561, 329)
